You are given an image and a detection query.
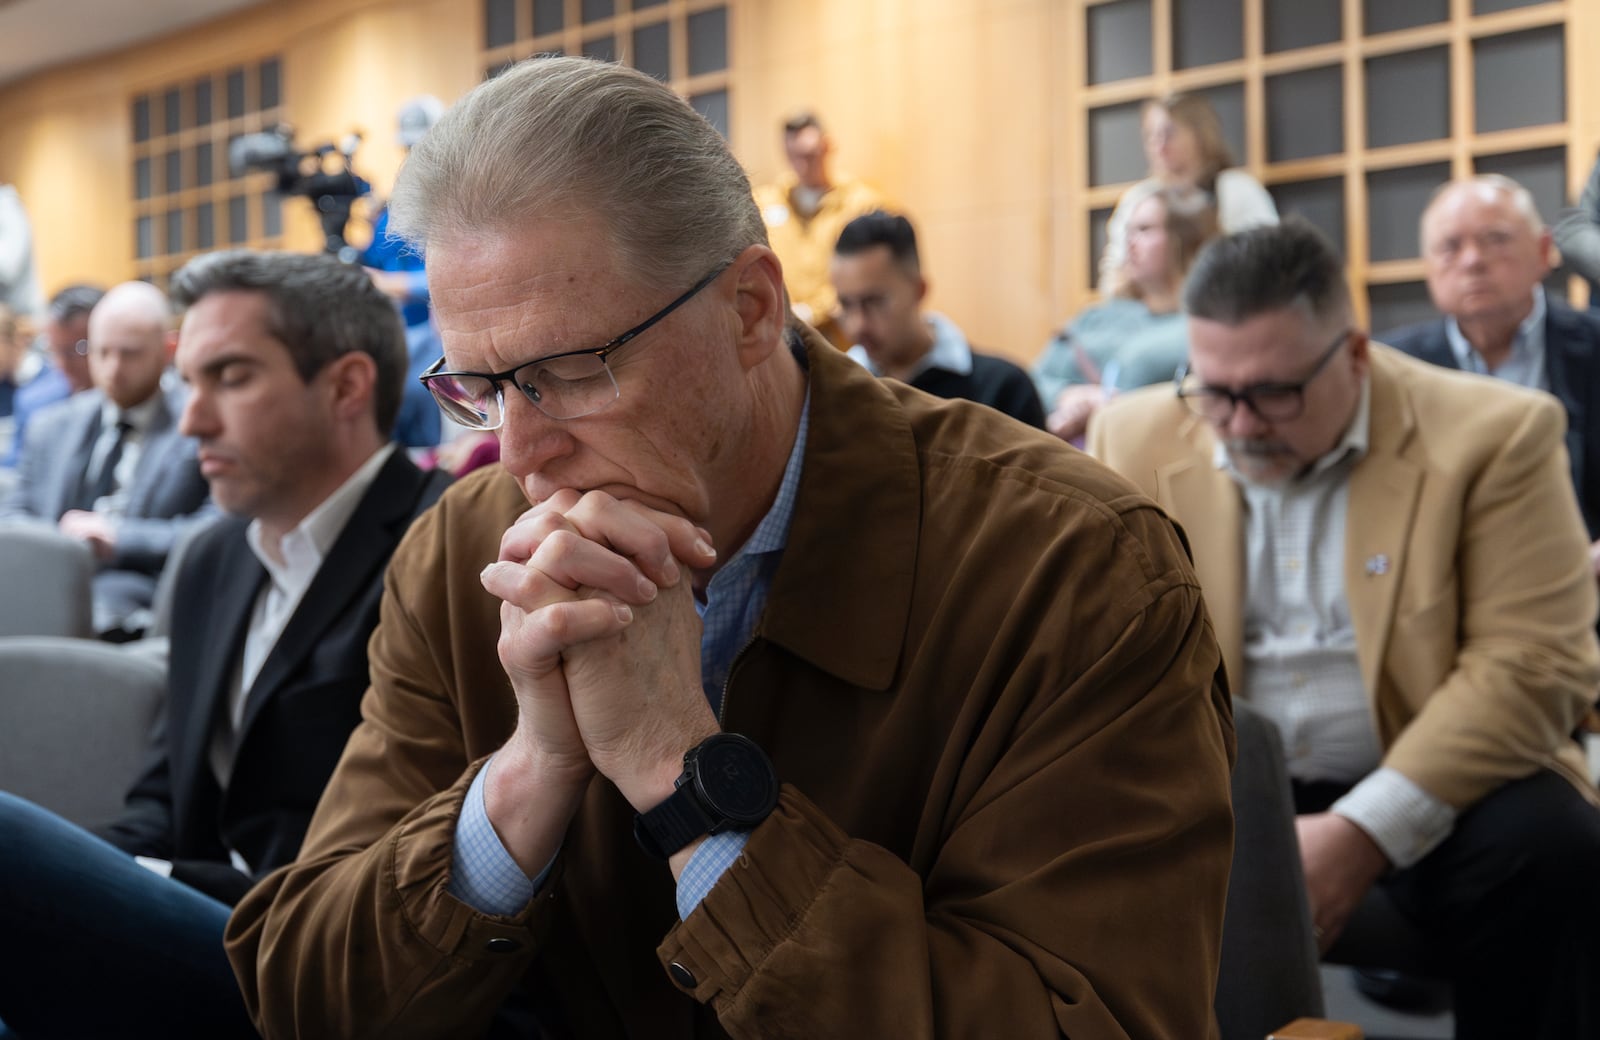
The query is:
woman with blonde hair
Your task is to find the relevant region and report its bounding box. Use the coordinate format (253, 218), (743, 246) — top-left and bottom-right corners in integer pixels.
(1034, 185), (1220, 442)
(1098, 93), (1275, 294)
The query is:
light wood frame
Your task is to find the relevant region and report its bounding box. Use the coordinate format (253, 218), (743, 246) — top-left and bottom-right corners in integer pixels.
(1068, 0), (1590, 325)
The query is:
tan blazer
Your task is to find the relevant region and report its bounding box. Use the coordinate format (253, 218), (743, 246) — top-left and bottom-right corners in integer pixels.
(1090, 344), (1600, 809)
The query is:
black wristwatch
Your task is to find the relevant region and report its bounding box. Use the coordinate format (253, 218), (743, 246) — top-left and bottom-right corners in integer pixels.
(633, 733), (779, 860)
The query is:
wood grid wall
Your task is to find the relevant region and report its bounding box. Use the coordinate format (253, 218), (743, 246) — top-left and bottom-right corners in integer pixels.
(1066, 0), (1596, 331)
(0, 0), (1595, 356)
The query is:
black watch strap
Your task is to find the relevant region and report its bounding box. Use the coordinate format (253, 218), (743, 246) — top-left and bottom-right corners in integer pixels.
(634, 734), (778, 861)
(634, 788), (708, 861)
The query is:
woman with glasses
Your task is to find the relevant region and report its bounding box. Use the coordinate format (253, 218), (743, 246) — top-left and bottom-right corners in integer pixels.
(1033, 185), (1218, 443)
(1099, 94), (1276, 297)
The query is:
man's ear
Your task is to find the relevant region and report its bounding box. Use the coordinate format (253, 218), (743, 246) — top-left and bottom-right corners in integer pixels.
(729, 244), (788, 371)
(162, 328), (179, 363)
(1348, 329), (1371, 378)
(323, 351), (379, 423)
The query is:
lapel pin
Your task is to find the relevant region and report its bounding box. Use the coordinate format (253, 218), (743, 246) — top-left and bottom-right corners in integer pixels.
(1365, 554), (1390, 577)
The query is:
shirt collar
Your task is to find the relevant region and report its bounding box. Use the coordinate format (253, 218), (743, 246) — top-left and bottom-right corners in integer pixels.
(246, 442), (396, 583)
(1214, 376), (1371, 483)
(740, 391), (809, 557)
(846, 312), (974, 381)
(1444, 284), (1547, 384)
(99, 390), (164, 434)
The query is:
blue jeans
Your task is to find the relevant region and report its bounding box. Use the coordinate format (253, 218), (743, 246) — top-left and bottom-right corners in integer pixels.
(0, 792), (257, 1039)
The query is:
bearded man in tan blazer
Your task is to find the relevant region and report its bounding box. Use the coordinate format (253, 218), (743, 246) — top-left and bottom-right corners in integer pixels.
(1091, 218), (1600, 1040)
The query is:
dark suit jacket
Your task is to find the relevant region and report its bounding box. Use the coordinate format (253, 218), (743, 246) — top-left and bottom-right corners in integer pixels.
(97, 448), (451, 904)
(910, 352), (1047, 429)
(0, 383), (211, 565)
(0, 383), (212, 625)
(1382, 300), (1600, 539)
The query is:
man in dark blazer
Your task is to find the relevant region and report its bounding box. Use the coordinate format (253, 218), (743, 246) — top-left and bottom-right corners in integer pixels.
(0, 280), (211, 633)
(0, 250), (451, 1039)
(1382, 174), (1600, 550)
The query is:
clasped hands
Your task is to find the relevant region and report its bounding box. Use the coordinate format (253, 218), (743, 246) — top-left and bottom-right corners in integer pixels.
(479, 489), (721, 834)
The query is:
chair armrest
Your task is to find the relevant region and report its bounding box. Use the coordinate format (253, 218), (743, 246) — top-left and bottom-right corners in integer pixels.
(1268, 1019), (1364, 1040)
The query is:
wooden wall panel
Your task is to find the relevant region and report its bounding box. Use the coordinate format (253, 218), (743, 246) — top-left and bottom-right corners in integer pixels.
(732, 0), (1061, 362)
(5, 0), (1590, 362)
(0, 0), (480, 295)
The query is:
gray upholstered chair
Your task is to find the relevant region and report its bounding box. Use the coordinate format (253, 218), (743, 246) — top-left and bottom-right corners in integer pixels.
(0, 635), (165, 829)
(0, 522), (94, 639)
(1216, 701), (1330, 1039)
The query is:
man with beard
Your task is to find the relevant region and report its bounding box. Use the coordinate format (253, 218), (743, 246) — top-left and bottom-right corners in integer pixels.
(1091, 218), (1600, 1040)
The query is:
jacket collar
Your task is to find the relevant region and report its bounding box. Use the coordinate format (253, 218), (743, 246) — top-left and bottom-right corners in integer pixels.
(756, 328), (921, 691)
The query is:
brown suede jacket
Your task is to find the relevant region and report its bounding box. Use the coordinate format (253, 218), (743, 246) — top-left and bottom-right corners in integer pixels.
(226, 334), (1236, 1039)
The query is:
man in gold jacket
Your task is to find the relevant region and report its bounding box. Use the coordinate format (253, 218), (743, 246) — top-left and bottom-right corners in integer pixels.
(1092, 219), (1600, 1039)
(752, 111), (883, 347)
(225, 58), (1235, 1039)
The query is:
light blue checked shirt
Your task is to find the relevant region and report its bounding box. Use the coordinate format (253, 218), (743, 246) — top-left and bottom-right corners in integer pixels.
(1444, 285), (1548, 391)
(449, 396), (811, 920)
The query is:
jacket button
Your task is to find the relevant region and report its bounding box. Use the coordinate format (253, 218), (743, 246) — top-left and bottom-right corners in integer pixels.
(485, 937), (522, 954)
(668, 961), (697, 988)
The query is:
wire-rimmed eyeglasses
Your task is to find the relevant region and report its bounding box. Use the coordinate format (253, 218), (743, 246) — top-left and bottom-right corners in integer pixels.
(420, 262), (731, 429)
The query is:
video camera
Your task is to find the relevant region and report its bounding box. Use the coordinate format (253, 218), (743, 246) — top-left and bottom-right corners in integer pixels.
(228, 126), (370, 262)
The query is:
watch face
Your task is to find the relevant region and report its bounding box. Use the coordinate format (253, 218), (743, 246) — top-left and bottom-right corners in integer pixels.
(695, 736), (779, 824)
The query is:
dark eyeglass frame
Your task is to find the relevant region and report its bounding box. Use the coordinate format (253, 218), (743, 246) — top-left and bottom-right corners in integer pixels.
(1175, 327), (1352, 424)
(420, 261), (731, 425)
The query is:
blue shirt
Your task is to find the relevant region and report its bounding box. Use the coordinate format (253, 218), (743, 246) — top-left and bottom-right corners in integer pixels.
(1444, 285), (1548, 391)
(449, 395), (811, 920)
(2, 365), (69, 468)
(361, 206), (443, 447)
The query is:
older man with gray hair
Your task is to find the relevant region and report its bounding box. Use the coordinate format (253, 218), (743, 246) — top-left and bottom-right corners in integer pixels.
(226, 56), (1235, 1039)
(1382, 174), (1600, 575)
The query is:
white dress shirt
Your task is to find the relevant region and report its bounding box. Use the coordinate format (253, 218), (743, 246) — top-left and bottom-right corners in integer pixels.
(1222, 382), (1456, 868)
(85, 393), (163, 517)
(207, 443), (396, 790)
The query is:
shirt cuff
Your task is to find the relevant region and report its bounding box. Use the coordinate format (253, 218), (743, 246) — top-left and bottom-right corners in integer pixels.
(448, 757), (551, 915)
(1331, 767), (1457, 869)
(134, 855), (174, 878)
(676, 830), (749, 920)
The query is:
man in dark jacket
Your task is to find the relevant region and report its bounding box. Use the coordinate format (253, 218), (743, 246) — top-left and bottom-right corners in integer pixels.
(831, 209), (1046, 428)
(1383, 174), (1600, 558)
(0, 250), (450, 1039)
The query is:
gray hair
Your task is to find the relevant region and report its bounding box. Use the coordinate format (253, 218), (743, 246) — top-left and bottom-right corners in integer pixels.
(388, 56), (768, 287)
(1183, 217), (1352, 331)
(1421, 174), (1545, 244)
(169, 250), (407, 435)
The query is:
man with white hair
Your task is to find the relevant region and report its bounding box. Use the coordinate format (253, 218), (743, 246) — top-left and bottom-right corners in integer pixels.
(226, 56), (1234, 1040)
(1382, 175), (1600, 570)
(0, 279), (209, 634)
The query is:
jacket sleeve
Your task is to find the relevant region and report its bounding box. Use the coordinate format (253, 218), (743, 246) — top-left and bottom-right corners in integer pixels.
(1214, 169), (1280, 233)
(1381, 396), (1600, 807)
(110, 454), (214, 573)
(1554, 154), (1600, 284)
(661, 504), (1236, 1040)
(1000, 365), (1047, 429)
(0, 404), (63, 520)
(226, 543), (548, 1040)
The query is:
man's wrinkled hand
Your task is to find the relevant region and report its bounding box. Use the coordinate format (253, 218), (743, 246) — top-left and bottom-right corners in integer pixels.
(479, 489), (715, 782)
